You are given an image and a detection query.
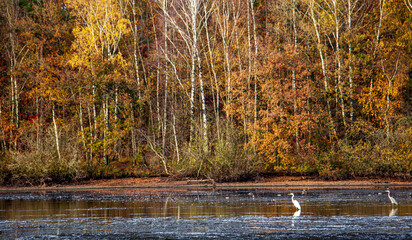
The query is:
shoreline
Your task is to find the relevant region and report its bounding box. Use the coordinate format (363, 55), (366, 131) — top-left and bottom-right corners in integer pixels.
(1, 176), (412, 192)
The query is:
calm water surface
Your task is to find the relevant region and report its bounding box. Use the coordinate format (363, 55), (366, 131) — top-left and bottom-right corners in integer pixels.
(1, 188), (412, 239)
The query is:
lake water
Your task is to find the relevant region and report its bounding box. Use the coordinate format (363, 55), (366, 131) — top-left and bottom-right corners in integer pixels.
(1, 187), (412, 239)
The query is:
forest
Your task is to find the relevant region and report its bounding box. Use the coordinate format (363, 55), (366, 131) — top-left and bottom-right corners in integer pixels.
(0, 0), (411, 185)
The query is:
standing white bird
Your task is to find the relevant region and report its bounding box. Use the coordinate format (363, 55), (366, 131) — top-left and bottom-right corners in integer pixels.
(288, 193), (301, 210)
(385, 190), (398, 205)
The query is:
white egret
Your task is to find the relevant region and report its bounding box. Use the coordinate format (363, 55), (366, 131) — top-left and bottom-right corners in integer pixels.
(385, 190), (398, 205)
(288, 193), (301, 210)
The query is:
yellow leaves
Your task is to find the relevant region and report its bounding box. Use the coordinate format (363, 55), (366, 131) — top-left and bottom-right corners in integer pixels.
(67, 0), (130, 68)
(117, 18), (131, 35)
(69, 26), (96, 67)
(358, 67), (406, 128)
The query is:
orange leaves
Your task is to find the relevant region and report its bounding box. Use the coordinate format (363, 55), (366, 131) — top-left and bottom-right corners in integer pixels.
(257, 125), (290, 166)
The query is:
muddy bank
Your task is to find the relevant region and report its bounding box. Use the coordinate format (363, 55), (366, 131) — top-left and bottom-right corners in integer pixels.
(1, 176), (412, 191)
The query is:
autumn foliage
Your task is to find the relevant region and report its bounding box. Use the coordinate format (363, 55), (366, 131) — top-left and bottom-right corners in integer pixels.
(0, 0), (411, 185)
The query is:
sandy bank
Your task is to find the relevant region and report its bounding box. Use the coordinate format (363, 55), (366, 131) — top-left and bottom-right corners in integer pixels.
(1, 176), (412, 191)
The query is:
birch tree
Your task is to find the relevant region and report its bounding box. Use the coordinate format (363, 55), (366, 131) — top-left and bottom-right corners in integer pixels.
(345, 0), (360, 123)
(67, 0), (130, 164)
(292, 0), (299, 151)
(3, 0), (29, 146)
(158, 0), (212, 151)
(367, 0), (385, 115)
(309, 0), (336, 139)
(329, 0), (346, 128)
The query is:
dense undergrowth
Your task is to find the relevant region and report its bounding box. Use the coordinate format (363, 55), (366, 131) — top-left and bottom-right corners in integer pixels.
(1, 119), (411, 186)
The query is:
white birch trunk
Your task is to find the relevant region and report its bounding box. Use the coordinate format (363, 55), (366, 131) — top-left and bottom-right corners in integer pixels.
(217, 1), (232, 115)
(104, 95), (109, 165)
(204, 4), (220, 140)
(198, 53), (208, 150)
(190, 52), (196, 144)
(172, 96), (180, 163)
(310, 0), (336, 137)
(150, 3), (162, 132)
(368, 0), (385, 113)
(247, 0), (252, 126)
(52, 105), (61, 162)
(14, 76), (19, 129)
(162, 2), (169, 167)
(87, 103), (93, 166)
(347, 0), (356, 123)
(332, 0), (346, 128)
(292, 0), (299, 152)
(381, 59), (399, 141)
(158, 0), (211, 152)
(250, 0), (259, 148)
(348, 7), (353, 122)
(79, 91), (87, 165)
(129, 0), (142, 99)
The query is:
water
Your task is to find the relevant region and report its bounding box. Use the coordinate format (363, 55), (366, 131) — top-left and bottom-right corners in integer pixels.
(1, 188), (412, 239)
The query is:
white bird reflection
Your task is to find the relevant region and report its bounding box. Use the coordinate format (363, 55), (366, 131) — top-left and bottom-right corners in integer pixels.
(291, 209), (301, 227)
(389, 207), (398, 217)
(293, 209), (301, 218)
(177, 205), (181, 220)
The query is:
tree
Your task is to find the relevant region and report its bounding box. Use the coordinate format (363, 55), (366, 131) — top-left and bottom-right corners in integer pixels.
(157, 0), (212, 152)
(67, 0), (130, 165)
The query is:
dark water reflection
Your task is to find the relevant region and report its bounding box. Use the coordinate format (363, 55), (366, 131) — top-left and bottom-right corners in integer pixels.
(1, 188), (412, 239)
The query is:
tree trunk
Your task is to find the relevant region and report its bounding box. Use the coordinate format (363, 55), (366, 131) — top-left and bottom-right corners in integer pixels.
(347, 0), (354, 123)
(162, 7), (169, 167)
(52, 105), (61, 162)
(129, 0), (142, 99)
(250, 0), (259, 149)
(382, 59), (399, 141)
(130, 109), (137, 164)
(104, 95), (109, 165)
(369, 0), (385, 113)
(333, 0), (346, 128)
(189, 52), (196, 144)
(172, 92), (180, 163)
(292, 0), (299, 152)
(79, 91), (87, 165)
(247, 0), (252, 128)
(310, 0), (336, 139)
(87, 102), (93, 166)
(0, 102), (6, 151)
(198, 53), (208, 151)
(204, 4), (220, 141)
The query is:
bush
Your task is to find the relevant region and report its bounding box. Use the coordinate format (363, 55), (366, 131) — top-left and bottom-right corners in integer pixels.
(312, 117), (412, 179)
(174, 121), (260, 182)
(0, 125), (84, 186)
